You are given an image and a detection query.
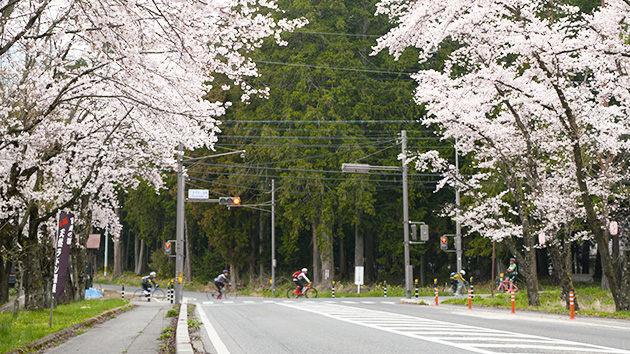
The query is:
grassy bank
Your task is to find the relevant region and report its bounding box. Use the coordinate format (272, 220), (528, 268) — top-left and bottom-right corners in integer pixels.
(444, 283), (630, 319)
(0, 298), (127, 353)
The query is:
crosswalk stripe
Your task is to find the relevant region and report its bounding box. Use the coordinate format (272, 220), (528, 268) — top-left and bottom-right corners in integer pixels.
(276, 302), (630, 354)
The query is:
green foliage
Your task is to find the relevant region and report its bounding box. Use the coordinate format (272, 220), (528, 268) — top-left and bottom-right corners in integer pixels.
(0, 299), (127, 353)
(166, 309), (179, 318)
(188, 318), (200, 329)
(159, 326), (175, 339)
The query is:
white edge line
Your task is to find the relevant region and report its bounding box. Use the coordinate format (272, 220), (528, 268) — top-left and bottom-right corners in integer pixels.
(197, 304), (231, 354)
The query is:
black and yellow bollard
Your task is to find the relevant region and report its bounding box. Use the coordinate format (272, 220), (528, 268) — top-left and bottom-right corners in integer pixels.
(383, 281), (387, 298)
(332, 281), (336, 298)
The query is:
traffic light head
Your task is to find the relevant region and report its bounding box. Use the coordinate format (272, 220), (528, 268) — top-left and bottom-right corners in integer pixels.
(164, 241), (172, 256)
(440, 236), (448, 251)
(219, 197), (241, 206)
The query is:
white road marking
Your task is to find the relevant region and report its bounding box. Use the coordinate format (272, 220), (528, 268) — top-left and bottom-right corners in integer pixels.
(196, 305), (231, 354)
(277, 302), (630, 354)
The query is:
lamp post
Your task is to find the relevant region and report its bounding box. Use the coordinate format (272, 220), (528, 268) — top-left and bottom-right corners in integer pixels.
(342, 130), (412, 298)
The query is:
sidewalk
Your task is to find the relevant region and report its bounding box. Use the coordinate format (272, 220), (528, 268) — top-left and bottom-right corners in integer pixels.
(42, 300), (171, 354)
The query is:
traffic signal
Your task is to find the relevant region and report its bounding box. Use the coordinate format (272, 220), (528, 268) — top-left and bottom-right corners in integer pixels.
(410, 224), (417, 241)
(440, 236), (448, 251)
(420, 225), (429, 241)
(164, 241), (172, 256)
(219, 197), (241, 206)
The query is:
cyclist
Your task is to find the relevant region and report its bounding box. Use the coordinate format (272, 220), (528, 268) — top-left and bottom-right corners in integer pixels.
(141, 271), (158, 295)
(214, 269), (231, 299)
(292, 267), (311, 295)
(449, 270), (467, 296)
(507, 258), (518, 283)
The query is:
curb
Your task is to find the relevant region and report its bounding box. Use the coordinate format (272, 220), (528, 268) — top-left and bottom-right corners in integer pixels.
(6, 303), (135, 354)
(176, 300), (194, 354)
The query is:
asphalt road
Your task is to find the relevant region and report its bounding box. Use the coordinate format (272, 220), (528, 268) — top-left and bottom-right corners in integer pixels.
(183, 294), (630, 354)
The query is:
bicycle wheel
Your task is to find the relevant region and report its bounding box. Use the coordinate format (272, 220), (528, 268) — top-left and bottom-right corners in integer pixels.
(304, 288), (318, 298)
(133, 289), (145, 299)
(286, 288), (299, 298)
(153, 289), (166, 300)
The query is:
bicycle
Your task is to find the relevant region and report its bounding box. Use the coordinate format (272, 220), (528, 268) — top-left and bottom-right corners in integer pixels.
(134, 285), (166, 300)
(286, 283), (318, 298)
(497, 277), (519, 293)
(206, 283), (238, 300)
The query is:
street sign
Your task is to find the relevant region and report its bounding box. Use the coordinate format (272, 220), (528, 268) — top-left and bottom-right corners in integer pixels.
(610, 221), (619, 236)
(188, 189), (209, 199)
(354, 266), (364, 285)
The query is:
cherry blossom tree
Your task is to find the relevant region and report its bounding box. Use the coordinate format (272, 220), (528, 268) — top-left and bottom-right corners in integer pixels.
(374, 0), (630, 309)
(0, 0), (305, 309)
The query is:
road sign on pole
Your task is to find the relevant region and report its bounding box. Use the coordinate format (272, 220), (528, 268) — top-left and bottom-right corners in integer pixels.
(188, 189), (209, 199)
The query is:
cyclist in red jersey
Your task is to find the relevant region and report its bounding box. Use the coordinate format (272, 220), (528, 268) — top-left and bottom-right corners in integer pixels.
(292, 268), (311, 295)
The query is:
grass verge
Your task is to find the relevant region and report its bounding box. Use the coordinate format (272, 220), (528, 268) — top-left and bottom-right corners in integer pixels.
(0, 298), (128, 353)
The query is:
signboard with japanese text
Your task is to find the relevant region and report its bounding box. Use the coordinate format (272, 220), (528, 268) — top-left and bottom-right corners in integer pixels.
(52, 212), (74, 298)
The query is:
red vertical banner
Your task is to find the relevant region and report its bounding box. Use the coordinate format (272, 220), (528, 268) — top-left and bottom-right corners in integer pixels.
(52, 212), (74, 298)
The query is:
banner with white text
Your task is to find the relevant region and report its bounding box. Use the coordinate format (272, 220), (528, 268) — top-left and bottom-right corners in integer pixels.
(52, 212), (74, 298)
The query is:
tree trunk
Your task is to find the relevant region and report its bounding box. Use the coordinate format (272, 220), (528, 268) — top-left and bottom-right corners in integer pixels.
(339, 238), (346, 279)
(319, 221), (333, 289)
(365, 229), (375, 282)
(259, 210), (264, 282)
(135, 239), (146, 275)
(0, 260), (10, 305)
(113, 233), (123, 278)
(354, 211), (364, 268)
(558, 95), (626, 310)
(548, 242), (579, 311)
(113, 207), (123, 278)
(23, 210), (47, 310)
(311, 221), (320, 285)
(506, 236), (540, 306)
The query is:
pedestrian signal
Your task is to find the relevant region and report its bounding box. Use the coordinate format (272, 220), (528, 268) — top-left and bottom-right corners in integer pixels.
(440, 236), (448, 251)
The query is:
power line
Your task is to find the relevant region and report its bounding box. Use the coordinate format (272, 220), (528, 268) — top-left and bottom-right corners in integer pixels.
(221, 120), (421, 124)
(253, 60), (415, 76)
(187, 163), (442, 178)
(217, 135), (443, 142)
(291, 30), (382, 38)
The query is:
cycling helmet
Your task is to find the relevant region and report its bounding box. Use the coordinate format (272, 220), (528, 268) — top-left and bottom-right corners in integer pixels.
(150, 271), (156, 276)
(459, 270), (466, 276)
(223, 269), (229, 274)
(510, 258), (516, 263)
(302, 268), (308, 273)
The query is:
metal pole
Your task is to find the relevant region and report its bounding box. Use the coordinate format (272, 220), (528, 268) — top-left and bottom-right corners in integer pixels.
(271, 179), (276, 295)
(104, 231), (108, 276)
(402, 130), (412, 299)
(175, 142), (185, 304)
(455, 141), (463, 272)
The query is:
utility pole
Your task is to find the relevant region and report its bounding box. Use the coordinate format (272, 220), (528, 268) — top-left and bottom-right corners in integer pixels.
(271, 179), (276, 295)
(455, 142), (463, 272)
(402, 130), (412, 299)
(175, 142), (185, 304)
